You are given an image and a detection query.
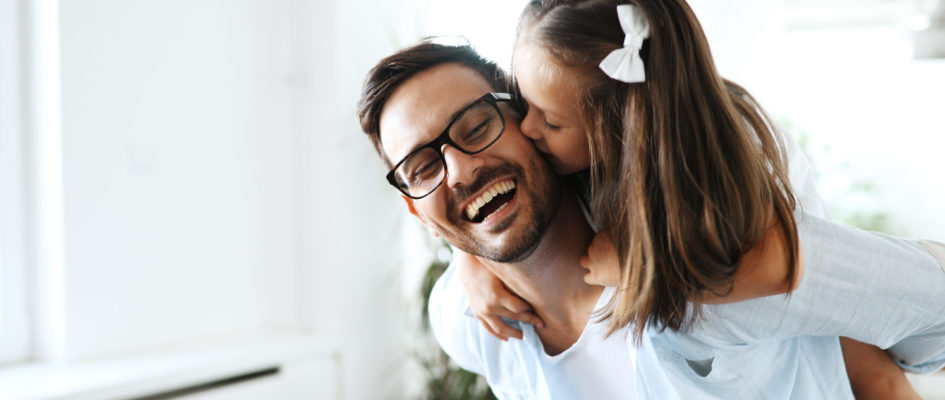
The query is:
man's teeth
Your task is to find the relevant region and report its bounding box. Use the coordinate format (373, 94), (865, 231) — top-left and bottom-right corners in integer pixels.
(465, 180), (515, 221)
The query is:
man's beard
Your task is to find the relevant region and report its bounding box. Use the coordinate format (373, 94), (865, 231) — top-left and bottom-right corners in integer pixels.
(442, 158), (560, 263)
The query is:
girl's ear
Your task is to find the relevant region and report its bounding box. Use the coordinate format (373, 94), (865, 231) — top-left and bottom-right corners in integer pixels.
(401, 195), (440, 237)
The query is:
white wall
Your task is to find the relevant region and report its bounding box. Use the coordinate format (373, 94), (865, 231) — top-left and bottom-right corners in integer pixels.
(51, 0), (431, 398)
(57, 0), (302, 359)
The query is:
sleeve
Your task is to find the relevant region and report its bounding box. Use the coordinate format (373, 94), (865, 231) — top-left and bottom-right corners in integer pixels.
(428, 262), (486, 375)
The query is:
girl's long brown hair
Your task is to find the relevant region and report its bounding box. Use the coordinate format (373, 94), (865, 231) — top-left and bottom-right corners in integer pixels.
(517, 0), (799, 342)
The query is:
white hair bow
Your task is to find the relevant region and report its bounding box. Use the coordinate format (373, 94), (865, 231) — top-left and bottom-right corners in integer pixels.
(598, 4), (650, 83)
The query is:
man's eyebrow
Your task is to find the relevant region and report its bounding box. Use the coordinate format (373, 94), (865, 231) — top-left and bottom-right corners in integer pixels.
(401, 97), (476, 157)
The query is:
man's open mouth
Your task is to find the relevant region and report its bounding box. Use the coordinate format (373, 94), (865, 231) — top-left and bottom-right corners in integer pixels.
(463, 179), (517, 223)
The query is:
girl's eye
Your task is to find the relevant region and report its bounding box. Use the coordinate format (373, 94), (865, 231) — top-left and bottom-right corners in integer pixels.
(544, 120), (561, 130)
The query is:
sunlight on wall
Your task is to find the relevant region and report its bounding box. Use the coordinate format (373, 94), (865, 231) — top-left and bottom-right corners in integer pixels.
(418, 0), (529, 69)
(692, 0), (945, 239)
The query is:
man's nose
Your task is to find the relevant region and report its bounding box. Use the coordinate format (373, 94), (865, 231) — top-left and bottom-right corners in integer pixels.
(441, 144), (484, 189)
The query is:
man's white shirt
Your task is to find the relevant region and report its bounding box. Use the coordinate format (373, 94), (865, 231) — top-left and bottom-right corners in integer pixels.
(430, 269), (679, 399)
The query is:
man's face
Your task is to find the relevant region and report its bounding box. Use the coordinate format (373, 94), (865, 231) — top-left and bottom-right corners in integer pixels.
(379, 63), (560, 263)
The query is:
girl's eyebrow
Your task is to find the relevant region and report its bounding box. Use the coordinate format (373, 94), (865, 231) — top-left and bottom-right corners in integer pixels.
(525, 91), (565, 121)
(536, 105), (563, 121)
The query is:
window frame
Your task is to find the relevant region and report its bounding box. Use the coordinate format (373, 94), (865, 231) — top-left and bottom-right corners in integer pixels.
(783, 0), (913, 29)
(0, 0), (32, 365)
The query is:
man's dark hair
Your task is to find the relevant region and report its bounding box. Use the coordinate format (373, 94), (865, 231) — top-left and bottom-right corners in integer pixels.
(357, 39), (511, 168)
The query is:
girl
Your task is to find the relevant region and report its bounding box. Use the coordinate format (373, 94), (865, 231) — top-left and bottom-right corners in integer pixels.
(455, 0), (944, 396)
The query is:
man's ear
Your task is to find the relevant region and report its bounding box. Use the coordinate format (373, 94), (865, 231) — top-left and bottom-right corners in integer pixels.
(401, 195), (440, 237)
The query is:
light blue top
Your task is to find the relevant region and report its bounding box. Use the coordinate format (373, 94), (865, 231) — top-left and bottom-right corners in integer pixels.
(650, 329), (851, 399)
(685, 211), (945, 373)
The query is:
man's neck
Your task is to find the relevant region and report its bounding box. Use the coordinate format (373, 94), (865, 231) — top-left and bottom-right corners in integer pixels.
(482, 186), (602, 354)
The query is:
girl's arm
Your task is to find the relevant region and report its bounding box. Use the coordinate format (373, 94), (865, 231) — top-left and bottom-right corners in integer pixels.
(841, 337), (921, 400)
(579, 232), (621, 287)
(579, 224), (801, 303)
(698, 218), (804, 305)
(453, 249), (545, 341)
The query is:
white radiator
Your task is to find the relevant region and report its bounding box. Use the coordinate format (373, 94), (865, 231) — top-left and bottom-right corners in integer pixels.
(0, 333), (342, 400)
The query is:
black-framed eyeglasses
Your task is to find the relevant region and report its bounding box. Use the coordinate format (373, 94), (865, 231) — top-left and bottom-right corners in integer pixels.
(386, 92), (513, 199)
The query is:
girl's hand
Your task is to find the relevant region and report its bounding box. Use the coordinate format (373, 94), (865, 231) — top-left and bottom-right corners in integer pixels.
(579, 232), (621, 287)
(454, 250), (545, 341)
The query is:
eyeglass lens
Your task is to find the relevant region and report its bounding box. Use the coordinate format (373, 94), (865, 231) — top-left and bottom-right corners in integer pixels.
(393, 99), (504, 198)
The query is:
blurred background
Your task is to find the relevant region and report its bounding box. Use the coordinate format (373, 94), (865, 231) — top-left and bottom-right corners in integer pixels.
(0, 0), (943, 399)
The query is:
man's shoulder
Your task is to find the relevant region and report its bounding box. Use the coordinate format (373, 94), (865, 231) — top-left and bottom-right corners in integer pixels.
(428, 264), (545, 396)
(428, 263), (495, 375)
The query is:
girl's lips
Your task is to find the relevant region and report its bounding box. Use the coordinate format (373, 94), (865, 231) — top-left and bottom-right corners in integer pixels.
(533, 141), (552, 156)
(534, 149), (575, 175)
(541, 153), (568, 174)
(534, 146), (558, 164)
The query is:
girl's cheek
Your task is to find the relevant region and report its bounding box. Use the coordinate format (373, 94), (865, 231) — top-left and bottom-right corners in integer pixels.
(574, 134), (591, 167)
(561, 141), (591, 170)
(569, 150), (588, 168)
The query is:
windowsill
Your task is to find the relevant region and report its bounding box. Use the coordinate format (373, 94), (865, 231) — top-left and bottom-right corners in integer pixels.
(0, 331), (340, 400)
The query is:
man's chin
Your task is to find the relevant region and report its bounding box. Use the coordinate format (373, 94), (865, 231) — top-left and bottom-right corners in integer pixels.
(453, 221), (544, 264)
(459, 242), (537, 264)
(491, 237), (541, 263)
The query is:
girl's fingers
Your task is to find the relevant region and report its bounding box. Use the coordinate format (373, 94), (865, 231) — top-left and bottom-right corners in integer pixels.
(478, 307), (544, 337)
(583, 270), (595, 285)
(483, 315), (523, 340)
(499, 305), (545, 330)
(585, 273), (605, 286)
(498, 292), (531, 314)
(583, 268), (598, 285)
(512, 311), (546, 329)
(478, 316), (508, 341)
(579, 254), (592, 269)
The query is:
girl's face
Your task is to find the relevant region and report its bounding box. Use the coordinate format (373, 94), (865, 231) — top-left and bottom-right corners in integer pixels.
(512, 41), (591, 175)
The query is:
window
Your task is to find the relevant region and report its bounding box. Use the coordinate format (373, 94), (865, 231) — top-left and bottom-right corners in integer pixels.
(783, 0), (913, 28)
